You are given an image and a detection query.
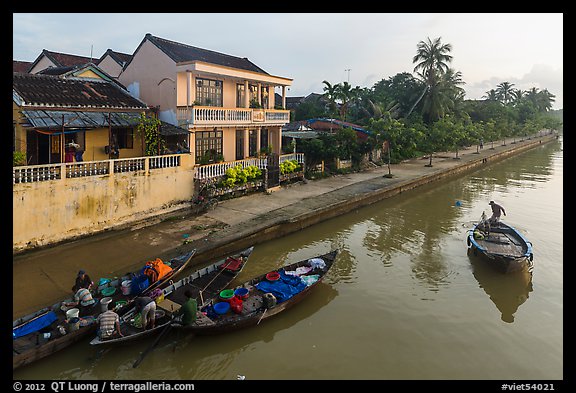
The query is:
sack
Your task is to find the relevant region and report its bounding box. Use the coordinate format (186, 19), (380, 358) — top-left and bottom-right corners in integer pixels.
(143, 258), (173, 283)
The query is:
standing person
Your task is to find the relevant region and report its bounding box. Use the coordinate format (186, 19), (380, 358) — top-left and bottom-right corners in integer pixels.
(172, 290), (197, 326)
(134, 296), (156, 330)
(488, 200), (506, 223)
(96, 302), (123, 340)
(73, 270), (93, 293)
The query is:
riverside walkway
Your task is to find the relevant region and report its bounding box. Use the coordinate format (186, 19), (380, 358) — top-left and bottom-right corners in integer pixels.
(12, 132), (558, 318)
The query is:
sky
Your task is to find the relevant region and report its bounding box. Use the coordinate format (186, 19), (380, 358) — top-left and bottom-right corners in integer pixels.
(13, 13), (563, 109)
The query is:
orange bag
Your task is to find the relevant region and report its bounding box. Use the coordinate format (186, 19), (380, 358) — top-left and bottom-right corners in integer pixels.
(143, 258), (173, 283)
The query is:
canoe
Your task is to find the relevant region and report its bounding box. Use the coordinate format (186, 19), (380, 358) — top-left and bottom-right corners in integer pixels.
(171, 249), (338, 335)
(89, 246), (254, 345)
(13, 249), (196, 370)
(467, 220), (533, 273)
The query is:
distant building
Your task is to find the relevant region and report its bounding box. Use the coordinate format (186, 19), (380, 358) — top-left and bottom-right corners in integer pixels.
(97, 49), (133, 78)
(13, 60), (32, 73)
(28, 49), (94, 74)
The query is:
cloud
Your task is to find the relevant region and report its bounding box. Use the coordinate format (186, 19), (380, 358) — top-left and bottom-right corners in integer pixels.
(465, 64), (563, 109)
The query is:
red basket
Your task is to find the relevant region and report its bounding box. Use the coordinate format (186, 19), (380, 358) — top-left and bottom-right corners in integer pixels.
(266, 271), (280, 281)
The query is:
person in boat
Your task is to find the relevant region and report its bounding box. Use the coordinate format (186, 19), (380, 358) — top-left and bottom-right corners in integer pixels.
(96, 302), (123, 340)
(71, 286), (97, 317)
(488, 200), (506, 224)
(476, 211), (491, 237)
(134, 296), (156, 330)
(172, 290), (198, 326)
(73, 269), (93, 293)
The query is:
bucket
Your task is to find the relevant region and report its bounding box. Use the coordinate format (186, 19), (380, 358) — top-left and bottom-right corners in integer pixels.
(66, 308), (80, 320)
(68, 317), (80, 332)
(219, 289), (235, 302)
(121, 280), (132, 296)
(100, 297), (113, 313)
(234, 287), (249, 300)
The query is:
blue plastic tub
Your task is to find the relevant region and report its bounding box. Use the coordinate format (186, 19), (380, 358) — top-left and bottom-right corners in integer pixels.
(234, 287), (249, 299)
(213, 302), (230, 315)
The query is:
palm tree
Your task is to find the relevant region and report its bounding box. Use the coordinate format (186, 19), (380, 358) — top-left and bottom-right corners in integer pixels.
(322, 80), (339, 117)
(335, 81), (355, 121)
(537, 89), (555, 111)
(407, 37), (453, 121)
(482, 89), (500, 102)
(510, 89), (525, 106)
(495, 82), (515, 105)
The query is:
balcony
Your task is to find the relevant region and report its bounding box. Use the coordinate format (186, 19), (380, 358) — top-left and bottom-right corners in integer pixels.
(177, 106), (290, 128)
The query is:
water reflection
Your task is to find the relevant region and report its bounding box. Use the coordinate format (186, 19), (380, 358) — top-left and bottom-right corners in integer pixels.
(467, 251), (533, 323)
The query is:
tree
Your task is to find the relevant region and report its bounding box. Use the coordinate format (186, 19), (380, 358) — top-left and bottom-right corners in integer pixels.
(408, 37), (454, 122)
(496, 82), (515, 105)
(322, 80), (339, 117)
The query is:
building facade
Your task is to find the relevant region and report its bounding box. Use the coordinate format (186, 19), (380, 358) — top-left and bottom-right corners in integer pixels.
(119, 33), (292, 166)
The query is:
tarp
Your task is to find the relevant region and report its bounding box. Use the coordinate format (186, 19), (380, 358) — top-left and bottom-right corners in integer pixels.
(13, 311), (58, 339)
(255, 269), (307, 303)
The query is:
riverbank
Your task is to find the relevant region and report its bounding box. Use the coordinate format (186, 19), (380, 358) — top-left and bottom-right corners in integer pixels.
(12, 132), (557, 318)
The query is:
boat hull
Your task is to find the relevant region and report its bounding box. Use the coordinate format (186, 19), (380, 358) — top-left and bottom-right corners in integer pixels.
(467, 221), (533, 274)
(173, 249), (338, 335)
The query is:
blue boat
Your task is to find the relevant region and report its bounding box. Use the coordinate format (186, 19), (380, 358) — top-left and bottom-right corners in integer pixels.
(467, 220), (533, 273)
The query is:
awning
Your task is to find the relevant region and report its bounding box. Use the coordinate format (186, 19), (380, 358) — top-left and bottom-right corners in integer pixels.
(159, 121), (190, 136)
(282, 131), (319, 139)
(21, 110), (143, 129)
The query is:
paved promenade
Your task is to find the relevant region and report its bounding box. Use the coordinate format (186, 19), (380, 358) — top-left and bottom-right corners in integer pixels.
(12, 133), (557, 318)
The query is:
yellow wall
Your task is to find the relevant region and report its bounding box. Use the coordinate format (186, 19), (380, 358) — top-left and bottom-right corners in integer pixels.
(77, 69), (102, 79)
(13, 154), (195, 252)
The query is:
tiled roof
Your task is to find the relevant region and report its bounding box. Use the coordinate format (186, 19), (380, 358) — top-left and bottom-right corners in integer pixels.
(13, 72), (148, 110)
(42, 50), (93, 67)
(37, 65), (77, 75)
(142, 33), (268, 75)
(98, 49), (133, 67)
(13, 60), (32, 73)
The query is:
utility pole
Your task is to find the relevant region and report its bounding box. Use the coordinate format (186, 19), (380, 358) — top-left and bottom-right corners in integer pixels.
(344, 69), (351, 83)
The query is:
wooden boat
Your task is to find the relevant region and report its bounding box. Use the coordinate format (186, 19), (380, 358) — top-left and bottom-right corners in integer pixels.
(89, 246), (254, 345)
(171, 249), (338, 335)
(467, 220), (533, 273)
(13, 249), (195, 370)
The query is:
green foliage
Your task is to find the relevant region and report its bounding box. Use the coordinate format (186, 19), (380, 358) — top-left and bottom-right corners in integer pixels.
(198, 150), (224, 165)
(135, 113), (163, 156)
(13, 151), (26, 166)
(222, 165), (262, 187)
(280, 159), (300, 175)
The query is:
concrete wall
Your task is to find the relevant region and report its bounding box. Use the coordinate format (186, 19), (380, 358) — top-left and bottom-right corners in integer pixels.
(97, 56), (124, 78)
(13, 154), (195, 253)
(119, 40), (177, 117)
(28, 57), (55, 74)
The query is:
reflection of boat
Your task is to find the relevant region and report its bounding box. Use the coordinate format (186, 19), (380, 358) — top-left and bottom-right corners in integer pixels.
(89, 246), (254, 346)
(467, 220), (533, 273)
(468, 251), (533, 323)
(13, 250), (195, 370)
(172, 250), (338, 335)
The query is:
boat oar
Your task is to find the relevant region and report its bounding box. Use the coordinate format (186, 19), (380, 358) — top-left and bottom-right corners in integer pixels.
(257, 308), (267, 325)
(132, 324), (172, 368)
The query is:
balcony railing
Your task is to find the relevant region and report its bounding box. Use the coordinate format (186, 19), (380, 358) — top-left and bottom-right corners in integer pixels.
(177, 106), (290, 128)
(194, 153), (305, 180)
(13, 154), (183, 184)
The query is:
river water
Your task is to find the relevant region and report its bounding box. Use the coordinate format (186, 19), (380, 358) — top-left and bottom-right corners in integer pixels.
(13, 137), (563, 381)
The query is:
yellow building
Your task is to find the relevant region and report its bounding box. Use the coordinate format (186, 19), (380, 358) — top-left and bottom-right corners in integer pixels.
(118, 33), (292, 166)
(13, 64), (149, 165)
